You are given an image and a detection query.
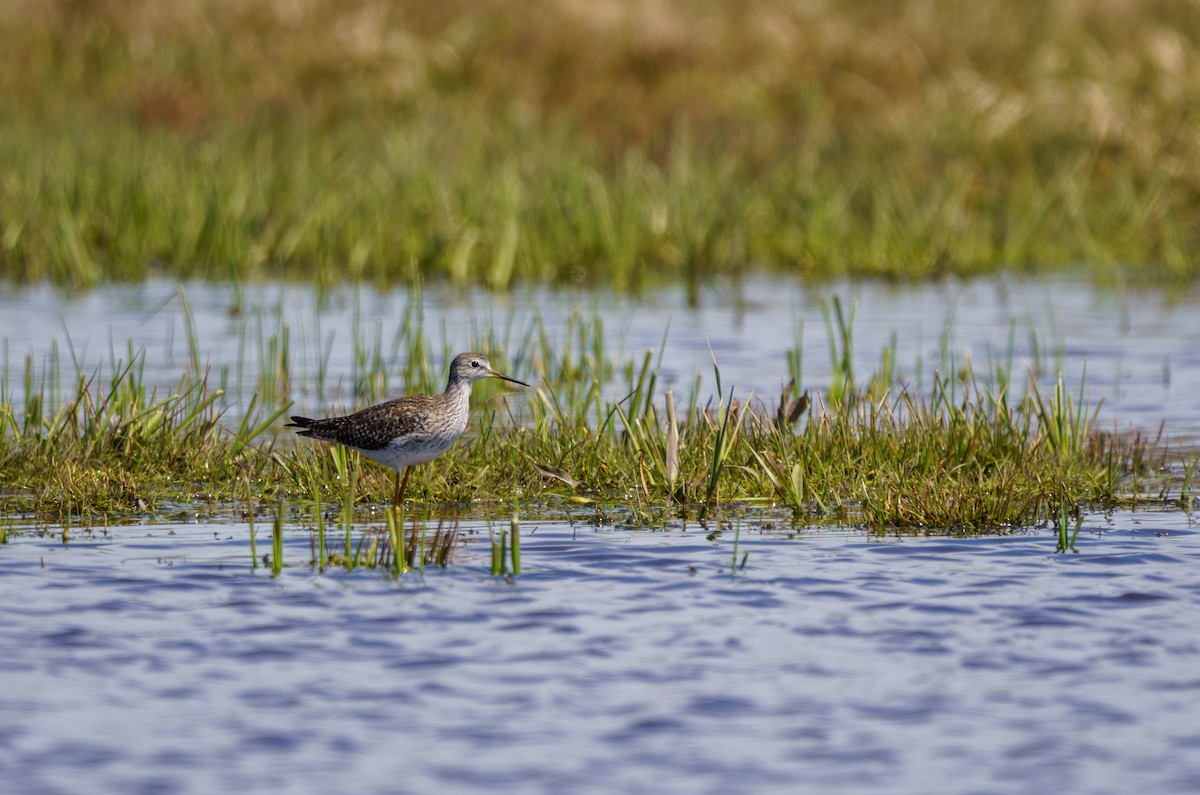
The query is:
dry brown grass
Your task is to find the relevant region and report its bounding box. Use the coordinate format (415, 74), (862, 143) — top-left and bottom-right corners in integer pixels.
(8, 0), (1199, 158)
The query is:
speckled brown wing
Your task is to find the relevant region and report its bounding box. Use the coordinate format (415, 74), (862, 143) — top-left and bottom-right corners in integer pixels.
(287, 395), (438, 451)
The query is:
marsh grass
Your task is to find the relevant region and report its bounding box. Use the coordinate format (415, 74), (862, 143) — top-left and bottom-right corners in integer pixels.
(4, 1), (1200, 288)
(319, 512), (459, 573)
(277, 496), (463, 574)
(508, 516), (522, 576)
(0, 341), (289, 518)
(489, 525), (508, 578)
(1054, 497), (1083, 554)
(1180, 454), (1200, 506)
(0, 299), (1188, 537)
(244, 471), (258, 570)
(270, 502), (284, 576)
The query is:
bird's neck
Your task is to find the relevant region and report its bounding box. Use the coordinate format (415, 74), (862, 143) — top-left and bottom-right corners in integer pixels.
(444, 378), (472, 404)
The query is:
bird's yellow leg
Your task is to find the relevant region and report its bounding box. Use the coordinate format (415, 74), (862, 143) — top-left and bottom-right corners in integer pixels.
(392, 467), (412, 568)
(393, 467), (413, 516)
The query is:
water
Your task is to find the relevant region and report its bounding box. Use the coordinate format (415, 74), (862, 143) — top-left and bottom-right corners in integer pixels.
(3, 276), (1199, 440)
(4, 276), (1200, 793)
(2, 511), (1199, 793)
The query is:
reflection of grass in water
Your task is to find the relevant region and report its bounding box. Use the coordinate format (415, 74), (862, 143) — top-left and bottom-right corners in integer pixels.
(0, 299), (1190, 537)
(4, 1), (1200, 287)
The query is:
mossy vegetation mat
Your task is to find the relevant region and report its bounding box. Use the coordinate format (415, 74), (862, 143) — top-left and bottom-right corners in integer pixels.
(3, 0), (1199, 288)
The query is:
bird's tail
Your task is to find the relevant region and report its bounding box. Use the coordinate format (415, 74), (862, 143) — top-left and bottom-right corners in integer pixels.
(285, 416), (315, 436)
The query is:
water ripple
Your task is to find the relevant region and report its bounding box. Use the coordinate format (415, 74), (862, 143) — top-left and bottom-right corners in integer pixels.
(2, 512), (1200, 793)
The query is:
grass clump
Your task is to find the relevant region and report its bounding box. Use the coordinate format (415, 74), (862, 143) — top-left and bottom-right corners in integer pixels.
(2, 0), (1200, 288)
(515, 366), (1166, 531)
(0, 352), (288, 518)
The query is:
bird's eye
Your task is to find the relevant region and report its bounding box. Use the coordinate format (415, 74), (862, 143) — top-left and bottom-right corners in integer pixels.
(471, 360), (481, 368)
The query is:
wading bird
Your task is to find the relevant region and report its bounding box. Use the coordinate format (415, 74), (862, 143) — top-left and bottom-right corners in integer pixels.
(287, 352), (529, 511)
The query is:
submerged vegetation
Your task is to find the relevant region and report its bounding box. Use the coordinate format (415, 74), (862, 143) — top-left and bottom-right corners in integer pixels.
(3, 0), (1200, 288)
(0, 299), (1192, 534)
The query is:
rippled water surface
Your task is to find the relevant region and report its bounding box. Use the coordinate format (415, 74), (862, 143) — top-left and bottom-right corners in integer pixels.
(3, 511), (1200, 794)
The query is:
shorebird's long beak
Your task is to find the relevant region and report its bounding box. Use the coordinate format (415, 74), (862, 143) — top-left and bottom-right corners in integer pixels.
(488, 369), (530, 388)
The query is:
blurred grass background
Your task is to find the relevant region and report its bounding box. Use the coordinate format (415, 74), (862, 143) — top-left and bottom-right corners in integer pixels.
(3, 0), (1199, 288)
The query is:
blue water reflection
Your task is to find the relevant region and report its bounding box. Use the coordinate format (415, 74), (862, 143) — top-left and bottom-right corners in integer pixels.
(2, 511), (1199, 793)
